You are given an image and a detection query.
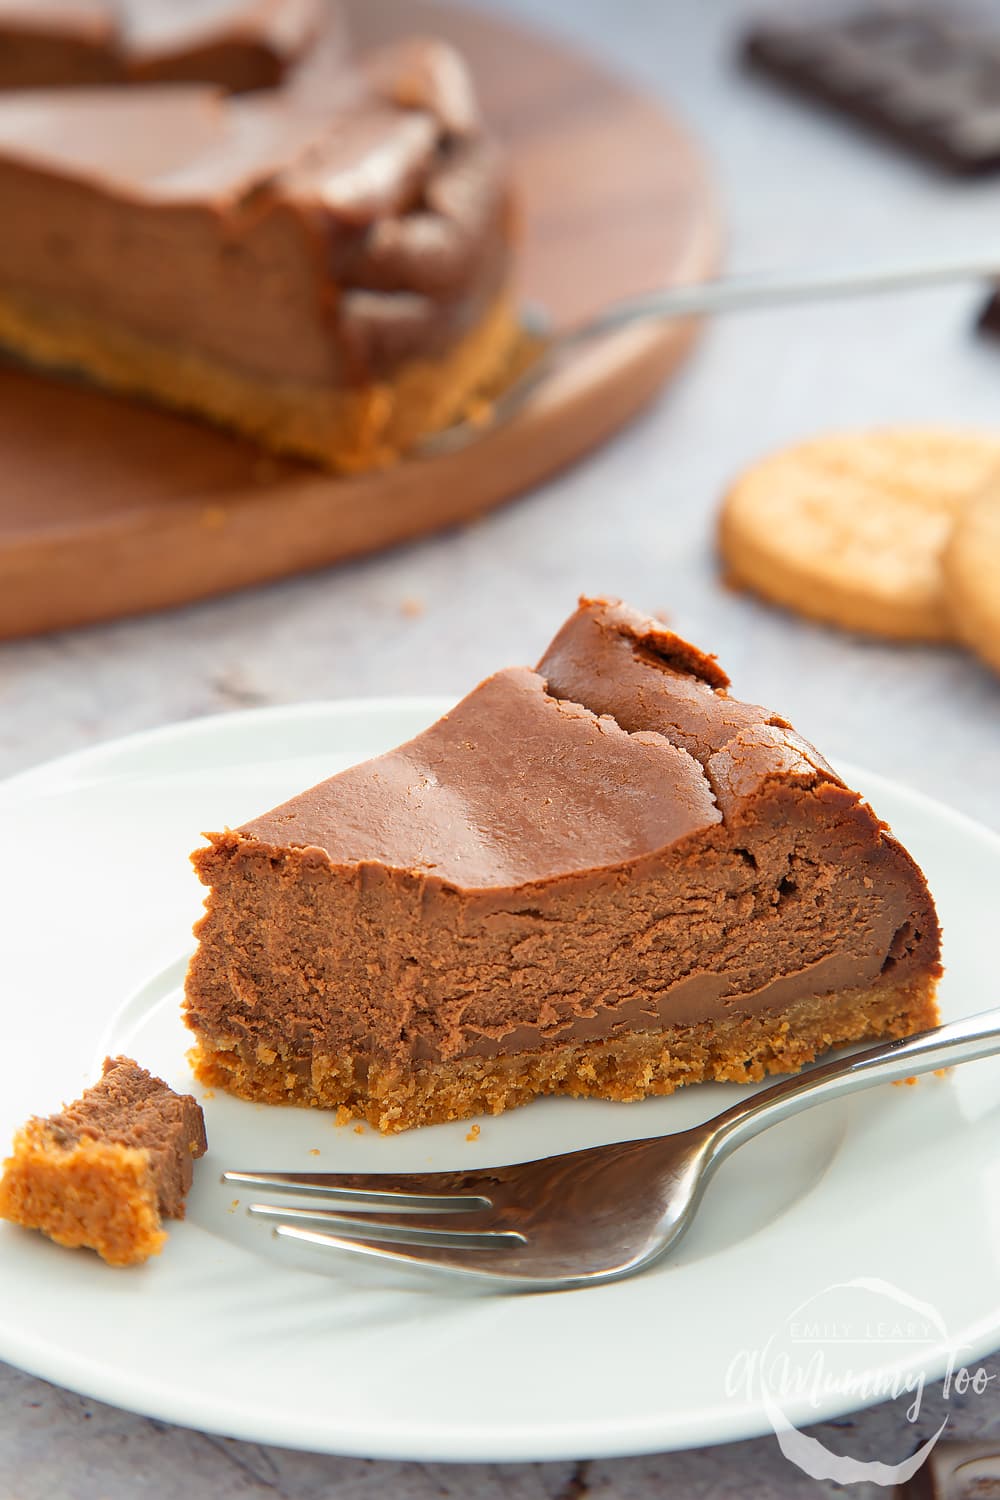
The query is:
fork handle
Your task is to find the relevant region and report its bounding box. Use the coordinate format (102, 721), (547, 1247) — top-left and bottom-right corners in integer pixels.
(704, 1004), (1000, 1165)
(554, 253), (1000, 355)
(563, 250), (1000, 348)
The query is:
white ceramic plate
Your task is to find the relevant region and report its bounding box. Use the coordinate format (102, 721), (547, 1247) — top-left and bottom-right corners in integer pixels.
(1, 699), (998, 1462)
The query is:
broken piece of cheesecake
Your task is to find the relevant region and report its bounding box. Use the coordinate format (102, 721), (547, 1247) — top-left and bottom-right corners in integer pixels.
(0, 1056), (207, 1265)
(0, 38), (516, 469)
(183, 597), (941, 1132)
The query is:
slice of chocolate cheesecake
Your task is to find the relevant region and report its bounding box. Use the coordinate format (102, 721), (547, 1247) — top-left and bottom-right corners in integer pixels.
(0, 0), (326, 92)
(0, 39), (515, 469)
(0, 1056), (207, 1265)
(183, 598), (941, 1132)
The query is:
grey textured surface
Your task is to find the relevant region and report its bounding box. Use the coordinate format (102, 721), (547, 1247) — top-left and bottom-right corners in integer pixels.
(2, 0), (999, 1493)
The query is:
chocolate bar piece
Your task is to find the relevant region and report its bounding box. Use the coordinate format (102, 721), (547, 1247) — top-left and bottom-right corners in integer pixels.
(896, 1439), (1000, 1496)
(977, 288), (1000, 338)
(744, 8), (1000, 176)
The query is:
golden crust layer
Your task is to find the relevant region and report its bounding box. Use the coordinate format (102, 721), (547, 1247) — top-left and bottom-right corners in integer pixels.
(0, 286), (521, 471)
(188, 974), (939, 1134)
(0, 1121), (166, 1266)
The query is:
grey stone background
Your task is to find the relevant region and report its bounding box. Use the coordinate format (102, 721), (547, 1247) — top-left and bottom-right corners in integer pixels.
(2, 1), (998, 1494)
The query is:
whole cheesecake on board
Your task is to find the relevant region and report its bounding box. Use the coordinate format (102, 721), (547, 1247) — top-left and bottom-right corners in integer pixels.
(0, 36), (515, 469)
(183, 598), (941, 1132)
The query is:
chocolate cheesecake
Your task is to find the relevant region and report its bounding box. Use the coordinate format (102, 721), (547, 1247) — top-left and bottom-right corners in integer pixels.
(0, 0), (326, 92)
(0, 39), (516, 469)
(0, 1056), (207, 1265)
(183, 598), (941, 1133)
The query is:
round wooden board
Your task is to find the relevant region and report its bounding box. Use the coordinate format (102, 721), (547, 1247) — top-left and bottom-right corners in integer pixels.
(0, 0), (718, 639)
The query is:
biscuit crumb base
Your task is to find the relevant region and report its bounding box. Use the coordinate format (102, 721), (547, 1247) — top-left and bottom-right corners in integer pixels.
(188, 974), (938, 1134)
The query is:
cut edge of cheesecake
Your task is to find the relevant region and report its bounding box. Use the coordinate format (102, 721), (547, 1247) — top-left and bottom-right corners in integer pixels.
(188, 977), (938, 1136)
(183, 597), (942, 1132)
(0, 281), (520, 472)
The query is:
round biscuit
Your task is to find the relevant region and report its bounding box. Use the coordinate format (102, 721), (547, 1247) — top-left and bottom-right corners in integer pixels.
(943, 486), (1000, 676)
(718, 428), (1000, 641)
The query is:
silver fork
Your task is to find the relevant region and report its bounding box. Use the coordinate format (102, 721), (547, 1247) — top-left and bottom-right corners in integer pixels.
(226, 1005), (1000, 1293)
(418, 250), (1000, 456)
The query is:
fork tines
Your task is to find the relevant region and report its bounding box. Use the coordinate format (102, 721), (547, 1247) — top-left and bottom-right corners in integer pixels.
(222, 1169), (524, 1259)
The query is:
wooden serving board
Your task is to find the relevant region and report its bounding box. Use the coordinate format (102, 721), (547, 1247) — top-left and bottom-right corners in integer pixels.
(0, 0), (718, 639)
